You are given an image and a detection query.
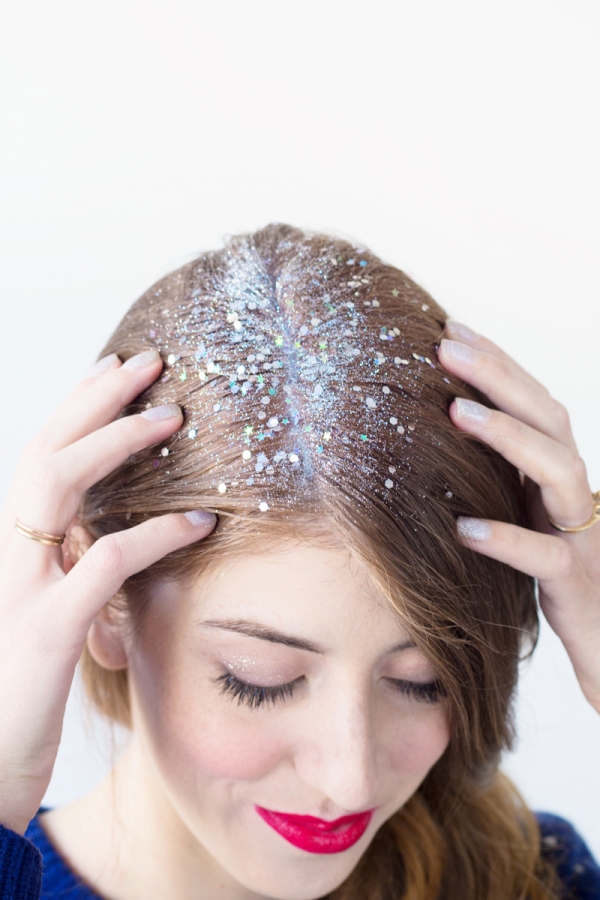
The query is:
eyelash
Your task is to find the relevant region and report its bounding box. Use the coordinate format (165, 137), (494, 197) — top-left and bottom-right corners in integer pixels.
(214, 672), (445, 710)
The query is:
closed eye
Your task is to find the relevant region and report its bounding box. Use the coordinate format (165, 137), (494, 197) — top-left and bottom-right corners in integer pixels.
(387, 678), (446, 704)
(214, 672), (302, 709)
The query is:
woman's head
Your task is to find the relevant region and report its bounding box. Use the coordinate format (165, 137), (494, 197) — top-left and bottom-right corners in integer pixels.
(78, 224), (547, 899)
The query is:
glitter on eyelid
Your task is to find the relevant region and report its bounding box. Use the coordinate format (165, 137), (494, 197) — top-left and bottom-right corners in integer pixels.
(218, 483), (227, 493)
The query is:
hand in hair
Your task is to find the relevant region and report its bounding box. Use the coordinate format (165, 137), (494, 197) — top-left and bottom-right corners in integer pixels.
(0, 351), (216, 835)
(439, 320), (600, 714)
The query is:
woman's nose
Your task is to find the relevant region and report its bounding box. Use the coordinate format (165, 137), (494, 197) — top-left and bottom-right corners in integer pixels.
(293, 691), (379, 813)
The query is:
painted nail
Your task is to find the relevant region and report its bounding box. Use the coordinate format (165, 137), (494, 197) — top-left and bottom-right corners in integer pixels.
(123, 349), (161, 370)
(454, 398), (492, 423)
(87, 353), (120, 377)
(184, 509), (217, 527)
(457, 517), (492, 541)
(440, 339), (478, 364)
(140, 404), (182, 421)
(445, 320), (479, 343)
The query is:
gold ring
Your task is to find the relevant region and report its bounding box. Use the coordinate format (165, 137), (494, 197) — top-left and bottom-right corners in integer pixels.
(547, 491), (600, 533)
(15, 519), (66, 547)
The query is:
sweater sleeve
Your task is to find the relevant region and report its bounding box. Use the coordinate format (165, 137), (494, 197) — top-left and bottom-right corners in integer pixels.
(0, 822), (42, 900)
(537, 812), (600, 899)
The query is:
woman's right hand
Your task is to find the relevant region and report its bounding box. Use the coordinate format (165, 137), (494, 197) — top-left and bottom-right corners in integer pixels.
(0, 350), (216, 835)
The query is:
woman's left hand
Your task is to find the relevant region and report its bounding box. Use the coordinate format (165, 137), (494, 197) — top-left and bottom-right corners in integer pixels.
(437, 320), (600, 714)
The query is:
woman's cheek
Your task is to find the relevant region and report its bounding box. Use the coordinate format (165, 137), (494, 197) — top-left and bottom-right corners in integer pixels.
(129, 646), (288, 783)
(153, 683), (287, 782)
(386, 711), (450, 780)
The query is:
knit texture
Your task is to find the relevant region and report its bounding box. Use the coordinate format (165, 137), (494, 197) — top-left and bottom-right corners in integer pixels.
(0, 821), (42, 900)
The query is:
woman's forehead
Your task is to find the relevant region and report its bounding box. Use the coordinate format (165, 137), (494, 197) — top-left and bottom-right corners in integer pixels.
(164, 543), (411, 648)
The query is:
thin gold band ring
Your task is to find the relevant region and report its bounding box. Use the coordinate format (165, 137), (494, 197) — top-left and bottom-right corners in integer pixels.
(547, 491), (600, 533)
(15, 519), (66, 547)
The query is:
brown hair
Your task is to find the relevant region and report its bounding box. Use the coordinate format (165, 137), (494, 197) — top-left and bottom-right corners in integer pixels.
(79, 224), (560, 899)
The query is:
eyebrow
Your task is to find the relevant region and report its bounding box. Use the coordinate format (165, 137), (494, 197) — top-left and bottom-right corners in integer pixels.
(199, 619), (416, 656)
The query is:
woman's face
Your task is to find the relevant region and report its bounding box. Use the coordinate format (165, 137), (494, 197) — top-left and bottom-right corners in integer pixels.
(122, 540), (450, 900)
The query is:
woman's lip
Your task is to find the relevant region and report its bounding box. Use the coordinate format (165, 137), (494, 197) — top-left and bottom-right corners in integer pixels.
(255, 806), (375, 854)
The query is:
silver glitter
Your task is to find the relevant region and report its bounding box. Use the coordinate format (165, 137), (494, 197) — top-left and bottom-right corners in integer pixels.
(141, 232), (446, 513)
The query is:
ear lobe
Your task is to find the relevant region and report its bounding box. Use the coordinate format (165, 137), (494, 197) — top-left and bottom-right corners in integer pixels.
(86, 605), (129, 671)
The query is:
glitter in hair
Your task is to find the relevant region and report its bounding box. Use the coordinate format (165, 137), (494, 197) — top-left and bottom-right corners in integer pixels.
(139, 232), (439, 514)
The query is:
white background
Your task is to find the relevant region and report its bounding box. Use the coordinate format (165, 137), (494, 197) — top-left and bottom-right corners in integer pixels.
(1, 0), (599, 859)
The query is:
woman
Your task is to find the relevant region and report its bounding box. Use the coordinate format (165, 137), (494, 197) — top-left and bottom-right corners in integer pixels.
(1, 223), (598, 899)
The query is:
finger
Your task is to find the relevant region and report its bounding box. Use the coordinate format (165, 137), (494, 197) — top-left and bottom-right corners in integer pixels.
(456, 517), (600, 676)
(438, 331), (576, 451)
(62, 353), (122, 403)
(57, 509), (217, 629)
(28, 349), (164, 457)
(455, 516), (584, 583)
(451, 398), (594, 528)
(444, 320), (546, 391)
(8, 404), (183, 573)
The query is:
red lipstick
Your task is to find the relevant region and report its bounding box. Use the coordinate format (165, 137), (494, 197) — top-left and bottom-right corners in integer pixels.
(255, 806), (374, 854)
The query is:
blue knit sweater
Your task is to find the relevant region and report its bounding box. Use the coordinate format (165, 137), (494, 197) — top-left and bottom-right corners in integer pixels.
(0, 808), (598, 898)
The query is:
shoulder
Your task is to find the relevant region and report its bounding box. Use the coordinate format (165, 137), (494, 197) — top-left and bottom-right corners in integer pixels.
(23, 809), (103, 900)
(536, 812), (600, 899)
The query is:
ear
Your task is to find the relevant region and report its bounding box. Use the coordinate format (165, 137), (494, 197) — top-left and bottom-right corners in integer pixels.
(86, 607), (130, 671)
(64, 521), (129, 671)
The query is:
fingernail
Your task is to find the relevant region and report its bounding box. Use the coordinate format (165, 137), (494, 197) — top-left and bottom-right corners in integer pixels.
(454, 398), (492, 423)
(440, 339), (478, 364)
(184, 509), (217, 527)
(123, 349), (161, 370)
(87, 353), (120, 377)
(140, 404), (182, 421)
(445, 320), (479, 343)
(457, 517), (492, 541)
